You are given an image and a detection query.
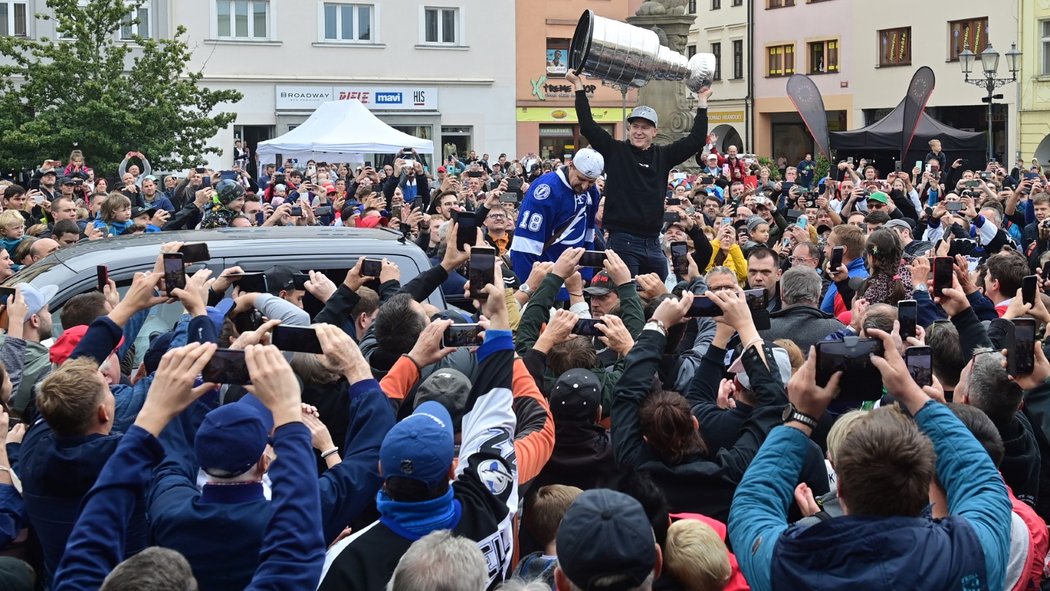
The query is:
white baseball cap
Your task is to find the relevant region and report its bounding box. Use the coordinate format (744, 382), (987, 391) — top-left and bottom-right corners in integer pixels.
(572, 148), (605, 180)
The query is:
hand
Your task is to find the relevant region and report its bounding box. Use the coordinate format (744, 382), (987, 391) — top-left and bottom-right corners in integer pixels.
(866, 328), (930, 414)
(706, 287), (754, 331)
(231, 318), (280, 349)
(848, 297), (870, 333)
(244, 344), (302, 426)
(696, 86), (713, 107)
(212, 266), (245, 294)
(535, 310), (579, 352)
(651, 292), (694, 327)
(1012, 344), (1050, 391)
(6, 422), (25, 445)
(304, 270), (337, 303)
(116, 272), (169, 316)
(135, 342), (219, 436)
(794, 483), (822, 517)
(603, 250), (631, 287)
(150, 210), (170, 227)
(171, 268), (213, 317)
(302, 411), (336, 452)
(565, 69), (582, 89)
(440, 220), (471, 271)
(910, 256), (930, 290)
(564, 270), (584, 295)
(636, 273), (669, 300)
(786, 346), (841, 420)
(524, 261), (554, 292)
(596, 315), (634, 357)
(379, 258), (400, 284)
(479, 257), (509, 330)
(344, 257), (373, 291)
(932, 275), (970, 317)
(552, 247), (584, 279)
(406, 319), (457, 367)
(5, 286), (28, 326)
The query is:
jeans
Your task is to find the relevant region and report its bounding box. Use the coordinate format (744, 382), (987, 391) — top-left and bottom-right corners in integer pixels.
(606, 231), (668, 281)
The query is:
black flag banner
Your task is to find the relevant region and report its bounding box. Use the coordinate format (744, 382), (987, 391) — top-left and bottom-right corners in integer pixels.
(786, 74), (829, 159)
(901, 66), (936, 160)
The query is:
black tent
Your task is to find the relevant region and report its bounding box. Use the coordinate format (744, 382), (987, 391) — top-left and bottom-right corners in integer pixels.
(831, 99), (985, 166)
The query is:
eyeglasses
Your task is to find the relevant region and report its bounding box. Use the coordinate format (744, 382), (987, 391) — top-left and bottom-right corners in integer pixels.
(789, 256), (814, 264)
(487, 214), (508, 220)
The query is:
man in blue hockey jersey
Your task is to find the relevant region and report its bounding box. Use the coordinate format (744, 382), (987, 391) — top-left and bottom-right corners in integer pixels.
(509, 148), (604, 285)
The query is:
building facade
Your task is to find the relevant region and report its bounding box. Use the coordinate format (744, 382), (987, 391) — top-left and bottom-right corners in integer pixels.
(514, 0), (642, 160)
(1019, 0), (1050, 163)
(686, 0), (749, 152)
(3, 0), (516, 171)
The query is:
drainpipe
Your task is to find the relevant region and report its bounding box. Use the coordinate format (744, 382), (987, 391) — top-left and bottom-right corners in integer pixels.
(746, 0), (754, 152)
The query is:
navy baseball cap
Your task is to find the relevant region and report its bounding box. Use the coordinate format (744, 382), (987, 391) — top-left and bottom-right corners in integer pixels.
(380, 401), (455, 487)
(194, 397), (274, 477)
(556, 489), (657, 590)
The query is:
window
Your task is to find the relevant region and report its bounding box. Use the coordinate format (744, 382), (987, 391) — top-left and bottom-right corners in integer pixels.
(1042, 20), (1050, 75)
(687, 45), (696, 58)
(732, 0), (742, 5)
(120, 3), (150, 39)
(216, 0), (269, 39)
(0, 1), (27, 37)
(878, 27), (911, 67)
(547, 38), (569, 76)
(767, 0), (794, 8)
(423, 6), (458, 45)
(767, 43), (794, 77)
(948, 17), (988, 61)
(808, 39), (838, 74)
(733, 39), (744, 79)
(323, 3), (373, 42)
(711, 42), (721, 80)
(688, 0), (696, 13)
(712, 0), (721, 9)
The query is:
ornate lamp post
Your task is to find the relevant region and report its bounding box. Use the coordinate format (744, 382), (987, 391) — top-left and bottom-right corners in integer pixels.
(959, 42), (1022, 162)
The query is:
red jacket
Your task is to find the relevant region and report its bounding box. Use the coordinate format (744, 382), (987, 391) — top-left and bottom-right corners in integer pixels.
(669, 512), (751, 590)
(1009, 486), (1047, 591)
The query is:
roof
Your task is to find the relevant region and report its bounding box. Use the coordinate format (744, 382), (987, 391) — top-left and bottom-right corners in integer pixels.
(830, 99), (985, 153)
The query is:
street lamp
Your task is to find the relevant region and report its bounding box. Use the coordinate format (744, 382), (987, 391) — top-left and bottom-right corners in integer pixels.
(960, 41), (1021, 163)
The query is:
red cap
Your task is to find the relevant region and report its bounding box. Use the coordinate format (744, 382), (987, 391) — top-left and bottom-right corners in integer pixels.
(50, 325), (125, 365)
(437, 166), (447, 173)
(356, 216), (382, 228)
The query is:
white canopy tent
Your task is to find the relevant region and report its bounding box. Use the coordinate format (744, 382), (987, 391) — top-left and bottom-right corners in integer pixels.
(256, 99), (433, 164)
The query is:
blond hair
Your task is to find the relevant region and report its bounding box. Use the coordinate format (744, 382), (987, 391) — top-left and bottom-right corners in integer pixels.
(664, 520), (731, 591)
(826, 409), (868, 467)
(0, 210), (24, 230)
(37, 358), (106, 437)
(523, 484), (583, 548)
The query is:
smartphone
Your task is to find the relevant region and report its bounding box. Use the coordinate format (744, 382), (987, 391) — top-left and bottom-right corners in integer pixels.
(894, 160), (902, 173)
(96, 265), (108, 292)
(898, 299), (917, 340)
(178, 242), (211, 264)
(292, 273), (310, 291)
(443, 323), (482, 348)
(201, 349), (251, 385)
(847, 157), (854, 165)
(670, 241), (689, 280)
(905, 345), (933, 387)
(572, 318), (605, 336)
(456, 211), (477, 251)
(685, 294), (721, 317)
(289, 206), (303, 217)
(932, 256), (954, 297)
(815, 337), (884, 401)
(255, 211), (266, 226)
(0, 286), (16, 301)
(915, 160), (923, 171)
(663, 211), (680, 224)
(667, 197), (682, 206)
(829, 245), (845, 272)
(743, 288), (767, 309)
(1007, 318), (1037, 377)
(314, 205), (333, 216)
(228, 272), (268, 294)
(469, 246), (496, 301)
(200, 175), (211, 188)
(466, 170), (483, 178)
(578, 250), (608, 268)
(360, 258), (383, 278)
(945, 201), (964, 213)
(506, 178), (523, 193)
(195, 166), (206, 173)
(1023, 275), (1038, 307)
(272, 325), (324, 355)
(1043, 261), (1050, 292)
(163, 253), (186, 295)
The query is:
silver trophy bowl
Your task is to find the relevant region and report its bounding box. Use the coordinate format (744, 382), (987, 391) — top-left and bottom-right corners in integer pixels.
(569, 10), (715, 92)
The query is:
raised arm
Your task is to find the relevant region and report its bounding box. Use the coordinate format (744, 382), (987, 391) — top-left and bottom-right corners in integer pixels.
(568, 70), (617, 154)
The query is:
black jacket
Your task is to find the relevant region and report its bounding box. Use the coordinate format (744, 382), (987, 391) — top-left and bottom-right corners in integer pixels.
(531, 421), (615, 492)
(613, 329), (787, 522)
(576, 91), (707, 237)
(761, 305), (846, 353)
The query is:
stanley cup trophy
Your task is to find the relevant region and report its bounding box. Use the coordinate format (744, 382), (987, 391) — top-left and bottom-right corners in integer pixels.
(569, 8), (715, 154)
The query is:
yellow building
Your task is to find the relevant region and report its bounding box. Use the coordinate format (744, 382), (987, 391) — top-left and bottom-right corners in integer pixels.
(1019, 0), (1050, 162)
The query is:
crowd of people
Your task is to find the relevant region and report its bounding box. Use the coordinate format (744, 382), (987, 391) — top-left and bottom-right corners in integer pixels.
(0, 67), (1046, 591)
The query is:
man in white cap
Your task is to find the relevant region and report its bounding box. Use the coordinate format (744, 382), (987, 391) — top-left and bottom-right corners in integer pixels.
(510, 147), (605, 289)
(567, 68), (713, 280)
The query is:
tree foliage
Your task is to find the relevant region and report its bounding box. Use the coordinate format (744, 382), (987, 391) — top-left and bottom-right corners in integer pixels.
(0, 0), (242, 176)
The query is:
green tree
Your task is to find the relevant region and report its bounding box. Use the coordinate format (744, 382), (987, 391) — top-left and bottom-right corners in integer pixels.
(0, 0), (242, 177)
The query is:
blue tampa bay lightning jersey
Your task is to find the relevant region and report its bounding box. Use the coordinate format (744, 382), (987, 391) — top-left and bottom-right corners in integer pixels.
(509, 168), (599, 282)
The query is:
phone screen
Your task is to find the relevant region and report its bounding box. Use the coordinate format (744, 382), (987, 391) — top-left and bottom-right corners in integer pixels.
(670, 241), (689, 279)
(815, 338), (884, 401)
(163, 253), (186, 294)
(289, 206), (303, 217)
(202, 349), (251, 385)
(1022, 275), (1038, 307)
(179, 243), (211, 264)
(685, 294), (721, 317)
(829, 246), (844, 272)
(898, 300), (917, 339)
(469, 247), (495, 301)
(578, 250), (608, 268)
(360, 259), (383, 278)
(905, 346), (933, 387)
(315, 205), (333, 216)
(456, 212), (477, 251)
(229, 272), (268, 294)
(96, 265), (108, 292)
(743, 288), (767, 310)
(272, 325), (324, 355)
(1009, 319), (1037, 376)
(933, 257), (954, 297)
(443, 323), (482, 348)
(0, 287), (15, 301)
(572, 318), (605, 336)
(663, 211), (680, 224)
(1043, 262), (1050, 291)
(292, 273), (310, 291)
(255, 211), (266, 226)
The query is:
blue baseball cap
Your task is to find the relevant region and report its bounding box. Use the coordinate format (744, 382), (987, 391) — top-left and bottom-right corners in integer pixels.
(380, 401), (455, 487)
(195, 398), (274, 477)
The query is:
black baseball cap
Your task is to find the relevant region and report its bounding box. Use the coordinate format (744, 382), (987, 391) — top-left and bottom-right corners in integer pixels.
(550, 368), (601, 423)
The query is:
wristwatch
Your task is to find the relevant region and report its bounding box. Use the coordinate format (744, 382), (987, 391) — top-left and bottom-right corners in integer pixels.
(782, 404), (818, 430)
(519, 283), (533, 297)
(913, 283), (928, 292)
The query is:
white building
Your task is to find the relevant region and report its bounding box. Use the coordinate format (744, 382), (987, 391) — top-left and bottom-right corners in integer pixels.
(4, 0), (517, 171)
(686, 0), (749, 151)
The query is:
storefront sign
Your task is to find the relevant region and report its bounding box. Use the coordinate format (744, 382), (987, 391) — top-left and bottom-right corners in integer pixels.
(276, 85), (438, 110)
(708, 111), (745, 124)
(516, 107), (626, 123)
(530, 76), (597, 101)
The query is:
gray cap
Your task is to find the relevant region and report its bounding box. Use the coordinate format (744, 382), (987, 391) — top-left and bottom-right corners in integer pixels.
(627, 105), (658, 127)
(884, 218), (913, 233)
